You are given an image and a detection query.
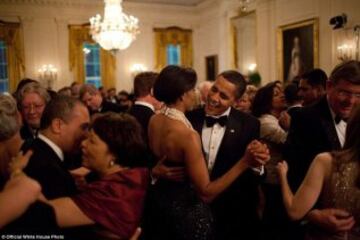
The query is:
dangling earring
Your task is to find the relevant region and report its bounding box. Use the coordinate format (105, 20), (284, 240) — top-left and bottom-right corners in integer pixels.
(109, 160), (115, 168)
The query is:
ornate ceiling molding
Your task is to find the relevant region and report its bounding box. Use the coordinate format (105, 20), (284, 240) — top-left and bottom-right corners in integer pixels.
(0, 0), (102, 8)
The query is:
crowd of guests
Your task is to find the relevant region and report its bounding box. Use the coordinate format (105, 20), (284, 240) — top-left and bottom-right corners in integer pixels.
(0, 60), (359, 240)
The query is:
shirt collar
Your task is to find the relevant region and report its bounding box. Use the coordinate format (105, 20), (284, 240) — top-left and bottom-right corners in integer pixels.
(38, 133), (64, 161)
(135, 101), (155, 111)
(206, 107), (231, 118)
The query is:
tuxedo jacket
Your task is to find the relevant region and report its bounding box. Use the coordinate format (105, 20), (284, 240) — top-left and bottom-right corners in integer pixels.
(23, 139), (77, 199)
(187, 107), (262, 239)
(128, 104), (154, 142)
(284, 96), (341, 191)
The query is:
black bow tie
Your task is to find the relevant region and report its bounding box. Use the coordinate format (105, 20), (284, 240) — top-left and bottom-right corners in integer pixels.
(334, 115), (347, 124)
(205, 116), (228, 127)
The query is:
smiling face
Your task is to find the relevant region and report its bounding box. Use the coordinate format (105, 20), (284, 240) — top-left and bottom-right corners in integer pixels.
(205, 76), (237, 116)
(81, 129), (115, 172)
(21, 92), (46, 129)
(327, 79), (360, 120)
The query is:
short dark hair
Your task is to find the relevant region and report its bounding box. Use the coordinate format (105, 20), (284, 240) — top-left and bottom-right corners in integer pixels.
(79, 84), (98, 100)
(133, 71), (159, 98)
(154, 65), (197, 104)
(301, 68), (327, 88)
(40, 95), (85, 130)
(329, 60), (360, 85)
(218, 70), (247, 99)
(284, 83), (302, 105)
(92, 112), (146, 167)
(251, 81), (278, 117)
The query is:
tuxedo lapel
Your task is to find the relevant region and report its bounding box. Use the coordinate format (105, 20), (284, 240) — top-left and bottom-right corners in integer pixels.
(317, 99), (342, 150)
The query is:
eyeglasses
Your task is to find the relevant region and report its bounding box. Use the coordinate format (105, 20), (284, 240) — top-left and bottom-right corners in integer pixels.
(22, 103), (45, 112)
(336, 88), (360, 100)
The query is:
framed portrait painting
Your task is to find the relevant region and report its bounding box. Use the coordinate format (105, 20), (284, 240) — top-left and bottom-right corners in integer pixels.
(205, 55), (218, 81)
(278, 18), (319, 82)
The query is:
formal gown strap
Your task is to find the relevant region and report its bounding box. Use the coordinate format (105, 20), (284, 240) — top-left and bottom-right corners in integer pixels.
(161, 106), (194, 130)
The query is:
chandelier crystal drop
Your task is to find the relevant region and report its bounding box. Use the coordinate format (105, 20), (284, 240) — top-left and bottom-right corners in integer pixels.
(90, 0), (139, 52)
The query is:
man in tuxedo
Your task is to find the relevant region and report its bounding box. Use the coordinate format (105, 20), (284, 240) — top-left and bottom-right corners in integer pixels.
(80, 84), (125, 115)
(24, 95), (90, 199)
(186, 70), (264, 240)
(128, 71), (160, 142)
(285, 60), (360, 233)
(298, 68), (327, 107)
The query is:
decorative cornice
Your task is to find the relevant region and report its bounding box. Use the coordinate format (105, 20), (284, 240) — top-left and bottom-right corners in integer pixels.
(0, 0), (102, 8)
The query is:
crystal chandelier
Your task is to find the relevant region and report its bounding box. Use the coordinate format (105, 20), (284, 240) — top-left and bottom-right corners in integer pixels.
(90, 0), (139, 52)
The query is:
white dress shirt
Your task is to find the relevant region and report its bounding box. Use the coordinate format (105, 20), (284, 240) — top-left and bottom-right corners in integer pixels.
(328, 103), (347, 147)
(134, 100), (155, 112)
(202, 108), (231, 172)
(38, 133), (64, 161)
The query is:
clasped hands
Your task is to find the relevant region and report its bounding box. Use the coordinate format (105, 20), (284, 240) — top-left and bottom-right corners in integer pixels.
(243, 140), (270, 168)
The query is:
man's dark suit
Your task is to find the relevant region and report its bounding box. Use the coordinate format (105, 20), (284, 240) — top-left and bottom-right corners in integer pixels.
(187, 107), (262, 240)
(128, 103), (154, 142)
(284, 96), (341, 191)
(24, 138), (77, 199)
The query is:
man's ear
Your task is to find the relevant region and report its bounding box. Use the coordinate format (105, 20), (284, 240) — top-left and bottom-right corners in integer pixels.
(51, 118), (63, 134)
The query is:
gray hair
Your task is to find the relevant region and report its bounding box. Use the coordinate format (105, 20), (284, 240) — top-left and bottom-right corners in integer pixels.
(0, 94), (20, 141)
(18, 82), (50, 108)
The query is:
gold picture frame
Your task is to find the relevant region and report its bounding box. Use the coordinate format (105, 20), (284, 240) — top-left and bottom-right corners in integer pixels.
(277, 18), (319, 82)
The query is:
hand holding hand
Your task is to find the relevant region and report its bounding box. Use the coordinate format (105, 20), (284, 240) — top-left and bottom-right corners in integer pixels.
(243, 140), (270, 168)
(308, 208), (355, 233)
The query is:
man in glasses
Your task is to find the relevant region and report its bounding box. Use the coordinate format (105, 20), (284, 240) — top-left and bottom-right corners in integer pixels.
(285, 60), (360, 237)
(18, 82), (50, 141)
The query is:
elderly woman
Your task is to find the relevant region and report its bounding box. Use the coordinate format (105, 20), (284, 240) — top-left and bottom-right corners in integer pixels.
(17, 82), (50, 140)
(0, 94), (41, 228)
(39, 112), (149, 239)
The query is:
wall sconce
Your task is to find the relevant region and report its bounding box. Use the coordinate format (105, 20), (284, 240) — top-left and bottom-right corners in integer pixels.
(38, 64), (57, 89)
(130, 63), (147, 77)
(247, 63), (257, 72)
(335, 23), (360, 62)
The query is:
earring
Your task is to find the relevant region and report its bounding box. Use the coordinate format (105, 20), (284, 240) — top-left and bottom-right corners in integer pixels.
(109, 160), (115, 168)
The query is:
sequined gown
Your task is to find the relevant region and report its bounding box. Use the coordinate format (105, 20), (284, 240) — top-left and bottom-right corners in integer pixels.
(144, 169), (214, 240)
(306, 154), (360, 240)
(143, 107), (214, 240)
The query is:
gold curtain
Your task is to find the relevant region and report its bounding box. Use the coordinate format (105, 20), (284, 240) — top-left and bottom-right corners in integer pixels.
(0, 21), (25, 92)
(154, 26), (193, 71)
(68, 24), (116, 88)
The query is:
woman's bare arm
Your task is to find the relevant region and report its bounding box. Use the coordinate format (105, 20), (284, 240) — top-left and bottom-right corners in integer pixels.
(46, 198), (94, 227)
(277, 153), (332, 220)
(183, 130), (267, 203)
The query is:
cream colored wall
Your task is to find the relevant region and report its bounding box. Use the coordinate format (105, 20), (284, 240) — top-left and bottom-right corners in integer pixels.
(0, 0), (359, 90)
(245, 0), (360, 85)
(0, 0), (197, 91)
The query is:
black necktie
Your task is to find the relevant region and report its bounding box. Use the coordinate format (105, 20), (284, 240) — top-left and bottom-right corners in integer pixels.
(205, 116), (228, 127)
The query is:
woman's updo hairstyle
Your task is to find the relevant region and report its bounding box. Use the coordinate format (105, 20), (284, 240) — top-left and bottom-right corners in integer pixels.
(153, 65), (197, 104)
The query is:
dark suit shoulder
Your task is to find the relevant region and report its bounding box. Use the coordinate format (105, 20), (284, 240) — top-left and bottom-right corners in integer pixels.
(101, 100), (125, 113)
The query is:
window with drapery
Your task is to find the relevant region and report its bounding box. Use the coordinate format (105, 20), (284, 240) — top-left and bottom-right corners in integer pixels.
(154, 26), (193, 71)
(68, 24), (115, 89)
(0, 20), (25, 93)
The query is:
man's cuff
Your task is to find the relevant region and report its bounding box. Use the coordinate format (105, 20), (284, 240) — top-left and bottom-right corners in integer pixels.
(251, 165), (264, 175)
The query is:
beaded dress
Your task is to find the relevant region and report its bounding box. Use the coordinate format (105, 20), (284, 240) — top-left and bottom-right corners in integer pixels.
(144, 107), (214, 240)
(306, 153), (360, 240)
